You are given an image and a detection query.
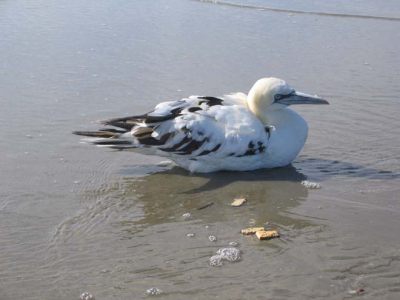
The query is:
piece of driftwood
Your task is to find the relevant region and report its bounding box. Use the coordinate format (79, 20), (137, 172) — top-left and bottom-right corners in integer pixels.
(197, 202), (214, 210)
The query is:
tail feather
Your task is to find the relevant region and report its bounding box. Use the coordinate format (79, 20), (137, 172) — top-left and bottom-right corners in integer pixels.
(100, 111), (179, 130)
(91, 139), (133, 146)
(73, 114), (173, 152)
(73, 127), (137, 150)
(72, 129), (127, 138)
(100, 115), (146, 130)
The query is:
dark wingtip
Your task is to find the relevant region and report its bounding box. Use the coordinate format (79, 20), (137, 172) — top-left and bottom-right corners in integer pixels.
(72, 131), (85, 136)
(72, 130), (97, 137)
(72, 130), (126, 138)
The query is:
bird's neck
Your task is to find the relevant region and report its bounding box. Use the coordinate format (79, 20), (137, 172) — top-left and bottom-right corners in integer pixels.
(257, 108), (295, 126)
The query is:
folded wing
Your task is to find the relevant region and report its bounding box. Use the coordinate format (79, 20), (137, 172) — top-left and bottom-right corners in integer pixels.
(73, 95), (270, 159)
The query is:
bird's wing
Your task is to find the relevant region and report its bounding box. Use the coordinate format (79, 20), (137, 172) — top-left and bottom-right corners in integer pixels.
(222, 92), (248, 107)
(75, 96), (270, 158)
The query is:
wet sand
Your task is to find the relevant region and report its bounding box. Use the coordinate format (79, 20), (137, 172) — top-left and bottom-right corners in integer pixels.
(1, 0), (400, 299)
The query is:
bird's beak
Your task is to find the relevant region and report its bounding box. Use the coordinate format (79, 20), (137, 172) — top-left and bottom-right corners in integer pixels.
(277, 91), (329, 105)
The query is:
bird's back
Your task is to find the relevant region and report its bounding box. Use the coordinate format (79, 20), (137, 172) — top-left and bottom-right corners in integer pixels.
(74, 95), (272, 172)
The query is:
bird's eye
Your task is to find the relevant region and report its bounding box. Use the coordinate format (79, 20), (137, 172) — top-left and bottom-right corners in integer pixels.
(274, 94), (282, 101)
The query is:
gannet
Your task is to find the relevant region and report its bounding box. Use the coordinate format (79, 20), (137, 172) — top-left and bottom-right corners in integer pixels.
(73, 78), (328, 173)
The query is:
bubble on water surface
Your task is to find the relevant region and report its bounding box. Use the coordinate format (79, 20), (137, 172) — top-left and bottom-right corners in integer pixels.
(228, 241), (238, 247)
(80, 292), (95, 300)
(182, 213), (192, 218)
(209, 255), (223, 267)
(208, 235), (217, 242)
(187, 233), (195, 237)
(301, 181), (321, 189)
(146, 287), (163, 296)
(217, 247), (241, 262)
(209, 247), (241, 267)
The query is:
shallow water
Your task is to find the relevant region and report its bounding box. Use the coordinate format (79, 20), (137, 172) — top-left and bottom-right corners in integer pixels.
(1, 0), (400, 299)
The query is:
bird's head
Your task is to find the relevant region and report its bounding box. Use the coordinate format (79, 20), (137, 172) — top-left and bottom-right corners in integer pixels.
(247, 77), (328, 120)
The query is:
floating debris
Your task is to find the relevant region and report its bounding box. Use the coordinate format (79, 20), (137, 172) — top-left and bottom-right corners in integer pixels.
(80, 292), (95, 300)
(241, 227), (264, 235)
(348, 290), (357, 295)
(156, 161), (172, 167)
(182, 213), (192, 218)
(146, 287), (163, 296)
(208, 235), (217, 242)
(255, 230), (280, 240)
(187, 233), (195, 238)
(301, 181), (321, 189)
(241, 228), (280, 240)
(231, 198), (247, 207)
(349, 288), (365, 295)
(197, 202), (214, 210)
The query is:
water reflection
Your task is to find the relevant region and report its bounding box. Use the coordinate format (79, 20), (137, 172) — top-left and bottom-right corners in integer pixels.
(114, 165), (312, 238)
(54, 156), (399, 247)
(110, 157), (399, 237)
(119, 157), (399, 193)
(164, 165), (307, 194)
